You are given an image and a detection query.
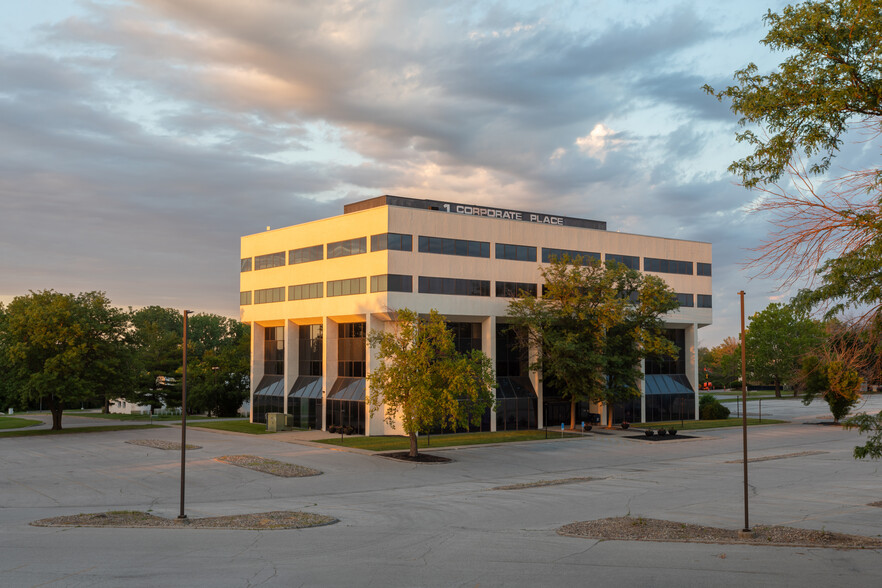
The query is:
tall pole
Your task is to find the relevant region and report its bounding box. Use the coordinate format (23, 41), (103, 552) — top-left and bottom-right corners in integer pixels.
(179, 309), (192, 521)
(738, 291), (751, 534)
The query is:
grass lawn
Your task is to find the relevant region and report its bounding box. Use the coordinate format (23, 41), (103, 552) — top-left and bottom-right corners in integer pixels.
(630, 418), (787, 430)
(317, 429), (585, 451)
(0, 424), (165, 438)
(0, 416), (42, 430)
(64, 412), (214, 421)
(717, 395), (798, 403)
(710, 391), (799, 403)
(187, 420), (275, 435)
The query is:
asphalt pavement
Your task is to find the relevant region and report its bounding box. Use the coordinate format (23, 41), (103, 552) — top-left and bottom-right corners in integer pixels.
(2, 397), (882, 587)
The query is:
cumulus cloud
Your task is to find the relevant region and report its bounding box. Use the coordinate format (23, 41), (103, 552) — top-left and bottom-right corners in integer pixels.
(576, 124), (625, 162)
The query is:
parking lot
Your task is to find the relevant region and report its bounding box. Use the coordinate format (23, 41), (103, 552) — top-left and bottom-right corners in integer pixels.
(2, 396), (881, 587)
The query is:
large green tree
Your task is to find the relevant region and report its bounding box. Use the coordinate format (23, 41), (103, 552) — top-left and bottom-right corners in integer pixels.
(745, 302), (826, 397)
(368, 308), (495, 458)
(507, 256), (679, 429)
(2, 291), (130, 429)
(128, 306), (183, 411)
(185, 315), (250, 417)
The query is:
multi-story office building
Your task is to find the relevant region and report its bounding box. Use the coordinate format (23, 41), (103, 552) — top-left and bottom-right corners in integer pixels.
(240, 195), (712, 435)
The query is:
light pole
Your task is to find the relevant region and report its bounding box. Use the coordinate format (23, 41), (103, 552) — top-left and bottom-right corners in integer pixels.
(211, 366), (220, 418)
(738, 291), (752, 537)
(179, 309), (192, 521)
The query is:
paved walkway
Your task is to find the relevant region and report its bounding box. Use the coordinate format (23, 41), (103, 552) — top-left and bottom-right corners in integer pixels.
(2, 397), (882, 587)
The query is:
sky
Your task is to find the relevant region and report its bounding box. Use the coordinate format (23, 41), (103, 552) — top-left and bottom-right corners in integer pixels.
(0, 0), (830, 348)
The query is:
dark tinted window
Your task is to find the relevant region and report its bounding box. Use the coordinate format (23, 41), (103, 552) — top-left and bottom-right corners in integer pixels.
(254, 252), (286, 270)
(542, 248), (600, 265)
(327, 237), (367, 259)
(289, 282), (323, 300)
(496, 282), (538, 298)
(418, 276), (490, 297)
(644, 258), (693, 275)
(697, 263), (712, 276)
(264, 326), (284, 376)
(418, 236), (490, 258)
(605, 254), (640, 270)
(240, 291), (252, 305)
(254, 287), (285, 304)
(697, 294), (713, 308)
(241, 258), (252, 272)
(338, 323), (366, 378)
(370, 274), (413, 293)
(327, 277), (367, 297)
(371, 233), (413, 252)
(299, 324), (323, 376)
(496, 243), (537, 262)
(676, 293), (694, 307)
(290, 245), (323, 264)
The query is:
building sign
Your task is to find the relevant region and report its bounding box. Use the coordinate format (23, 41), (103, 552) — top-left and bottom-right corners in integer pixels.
(344, 195), (607, 231)
(441, 203), (564, 225)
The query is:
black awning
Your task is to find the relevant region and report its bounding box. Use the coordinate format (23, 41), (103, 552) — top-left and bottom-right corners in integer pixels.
(327, 377), (366, 401)
(289, 376), (323, 399)
(254, 375), (285, 397)
(644, 374), (693, 396)
(496, 376), (536, 399)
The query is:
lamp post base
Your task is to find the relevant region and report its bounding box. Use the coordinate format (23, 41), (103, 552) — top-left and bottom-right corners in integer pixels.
(738, 529), (755, 539)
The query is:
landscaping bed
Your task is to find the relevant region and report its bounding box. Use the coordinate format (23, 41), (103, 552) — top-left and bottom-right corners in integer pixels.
(214, 455), (322, 477)
(380, 452), (452, 463)
(126, 439), (201, 450)
(32, 510), (336, 530)
(558, 516), (882, 549)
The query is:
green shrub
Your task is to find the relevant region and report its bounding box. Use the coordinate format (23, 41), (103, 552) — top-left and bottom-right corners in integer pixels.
(699, 394), (730, 420)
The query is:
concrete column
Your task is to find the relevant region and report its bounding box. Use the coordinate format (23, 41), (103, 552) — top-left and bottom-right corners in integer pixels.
(283, 321), (298, 414)
(322, 317), (338, 431)
(483, 315), (497, 432)
(685, 323), (699, 420)
(365, 313), (386, 436)
(249, 323), (265, 423)
(530, 337), (542, 429)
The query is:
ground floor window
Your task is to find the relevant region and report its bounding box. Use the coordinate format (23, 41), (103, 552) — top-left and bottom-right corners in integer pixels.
(428, 401), (491, 434)
(611, 396), (641, 424)
(326, 399), (365, 435)
(644, 393), (694, 423)
(543, 399), (600, 428)
(252, 375), (284, 424)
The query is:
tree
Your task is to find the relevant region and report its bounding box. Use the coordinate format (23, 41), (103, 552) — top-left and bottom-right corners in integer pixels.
(367, 309), (495, 458)
(801, 355), (862, 423)
(745, 302), (825, 397)
(1, 291), (130, 430)
(702, 337), (743, 389)
(128, 306), (183, 411)
(507, 256), (679, 429)
(845, 411), (882, 459)
(185, 315), (250, 417)
(706, 0), (882, 315)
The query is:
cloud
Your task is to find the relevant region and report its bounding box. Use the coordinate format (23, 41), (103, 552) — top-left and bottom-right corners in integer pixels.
(0, 0), (796, 344)
(576, 124), (625, 162)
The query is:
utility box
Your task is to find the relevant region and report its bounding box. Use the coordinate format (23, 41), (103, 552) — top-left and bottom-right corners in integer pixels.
(266, 413), (293, 432)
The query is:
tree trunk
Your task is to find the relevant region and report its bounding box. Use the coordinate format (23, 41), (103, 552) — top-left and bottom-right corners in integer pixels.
(570, 399), (576, 430)
(103, 394), (110, 414)
(48, 395), (64, 430)
(774, 377), (781, 398)
(409, 432), (419, 458)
